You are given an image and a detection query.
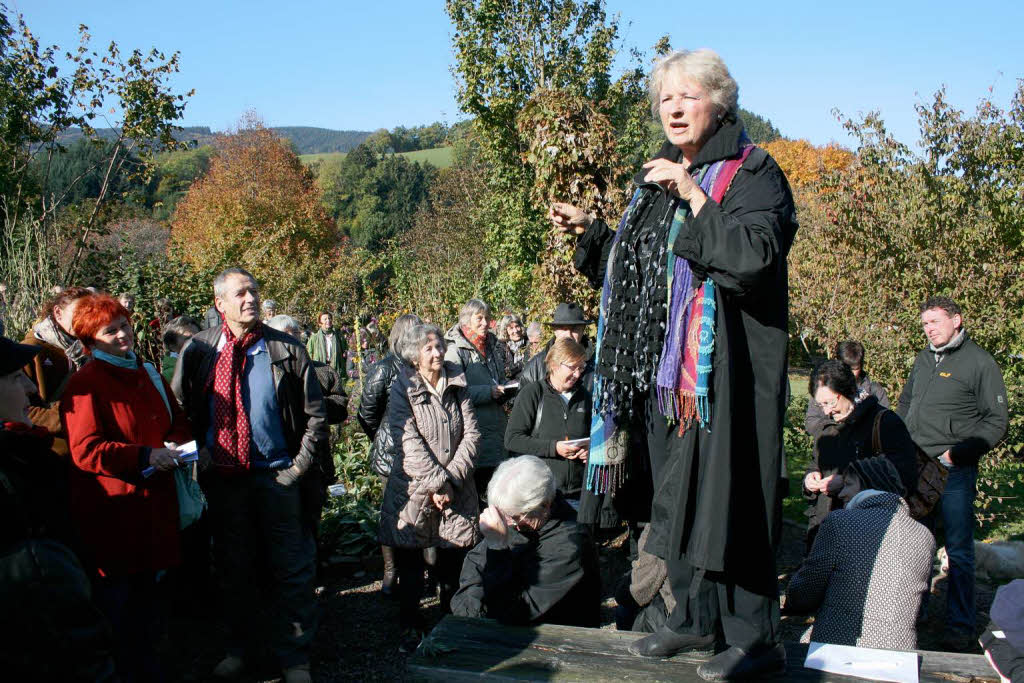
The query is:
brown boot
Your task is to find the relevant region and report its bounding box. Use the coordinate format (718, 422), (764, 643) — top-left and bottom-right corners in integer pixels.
(381, 545), (397, 597)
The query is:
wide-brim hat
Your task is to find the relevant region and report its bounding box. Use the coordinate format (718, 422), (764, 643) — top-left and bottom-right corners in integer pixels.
(0, 335), (40, 376)
(545, 302), (594, 326)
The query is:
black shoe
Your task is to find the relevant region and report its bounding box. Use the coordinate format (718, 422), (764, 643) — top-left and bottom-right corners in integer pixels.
(697, 644), (786, 681)
(627, 628), (717, 658)
(398, 627), (424, 654)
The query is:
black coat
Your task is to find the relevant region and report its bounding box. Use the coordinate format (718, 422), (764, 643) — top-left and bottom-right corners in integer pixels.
(357, 353), (405, 477)
(803, 396), (919, 540)
(896, 333), (1008, 467)
(505, 378), (591, 495)
(312, 360), (348, 426)
(450, 495), (601, 627)
(575, 118), (798, 577)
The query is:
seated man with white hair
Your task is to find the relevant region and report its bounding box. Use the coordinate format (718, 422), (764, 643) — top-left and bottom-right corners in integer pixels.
(451, 455), (601, 627)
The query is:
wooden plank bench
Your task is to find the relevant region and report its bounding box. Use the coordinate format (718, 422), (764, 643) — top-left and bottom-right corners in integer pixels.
(409, 616), (998, 682)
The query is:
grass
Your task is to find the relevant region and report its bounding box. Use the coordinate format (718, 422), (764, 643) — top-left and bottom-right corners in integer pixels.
(299, 146), (453, 168)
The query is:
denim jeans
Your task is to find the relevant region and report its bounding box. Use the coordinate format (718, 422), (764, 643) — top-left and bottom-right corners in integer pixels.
(941, 464), (977, 633)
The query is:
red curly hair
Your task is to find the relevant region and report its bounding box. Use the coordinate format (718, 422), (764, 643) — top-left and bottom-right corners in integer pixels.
(72, 294), (132, 348)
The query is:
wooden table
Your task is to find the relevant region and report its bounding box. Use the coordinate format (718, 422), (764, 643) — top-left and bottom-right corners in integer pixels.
(409, 616), (997, 682)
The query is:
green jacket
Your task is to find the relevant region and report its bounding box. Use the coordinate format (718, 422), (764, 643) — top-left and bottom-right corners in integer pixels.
(444, 324), (509, 468)
(306, 328), (346, 374)
(896, 333), (1008, 467)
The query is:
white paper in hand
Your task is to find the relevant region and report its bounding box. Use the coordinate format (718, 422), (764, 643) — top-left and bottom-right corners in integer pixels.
(804, 642), (918, 683)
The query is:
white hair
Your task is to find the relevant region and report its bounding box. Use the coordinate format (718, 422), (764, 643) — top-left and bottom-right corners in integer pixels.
(266, 314), (300, 338)
(388, 313), (423, 357)
(526, 321), (543, 341)
(649, 49), (739, 118)
(399, 323), (445, 367)
(487, 456), (556, 517)
(458, 298), (491, 328)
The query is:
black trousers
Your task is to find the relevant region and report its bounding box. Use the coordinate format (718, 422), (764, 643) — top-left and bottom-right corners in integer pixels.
(205, 471), (318, 668)
(394, 546), (468, 629)
(664, 550), (779, 650)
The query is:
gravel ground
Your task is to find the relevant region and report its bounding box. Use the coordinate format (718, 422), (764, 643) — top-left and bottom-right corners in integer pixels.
(167, 521), (997, 682)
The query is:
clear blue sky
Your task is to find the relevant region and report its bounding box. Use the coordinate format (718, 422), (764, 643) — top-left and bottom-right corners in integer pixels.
(16, 0), (1024, 148)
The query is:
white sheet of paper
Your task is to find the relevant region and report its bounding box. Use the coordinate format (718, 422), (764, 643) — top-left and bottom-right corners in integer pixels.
(804, 642), (918, 683)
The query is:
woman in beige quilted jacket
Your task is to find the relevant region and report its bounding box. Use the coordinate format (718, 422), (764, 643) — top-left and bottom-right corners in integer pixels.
(378, 323), (481, 652)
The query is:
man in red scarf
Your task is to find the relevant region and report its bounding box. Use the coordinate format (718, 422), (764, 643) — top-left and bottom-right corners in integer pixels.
(172, 268), (327, 683)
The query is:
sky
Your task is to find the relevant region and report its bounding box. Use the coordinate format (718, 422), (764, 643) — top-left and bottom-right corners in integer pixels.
(15, 0), (1024, 148)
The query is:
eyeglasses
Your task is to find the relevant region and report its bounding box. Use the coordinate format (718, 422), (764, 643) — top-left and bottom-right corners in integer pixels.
(816, 396), (840, 413)
(560, 362), (584, 375)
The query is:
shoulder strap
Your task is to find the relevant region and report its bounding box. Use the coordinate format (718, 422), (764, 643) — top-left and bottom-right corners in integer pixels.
(531, 390), (544, 438)
(872, 409), (886, 456)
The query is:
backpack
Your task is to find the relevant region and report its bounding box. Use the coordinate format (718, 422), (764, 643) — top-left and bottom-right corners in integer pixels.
(872, 409), (948, 519)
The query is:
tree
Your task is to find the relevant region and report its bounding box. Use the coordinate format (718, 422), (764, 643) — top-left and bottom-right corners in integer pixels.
(0, 6), (191, 336)
(316, 142), (436, 251)
(170, 116), (339, 311)
(787, 83), (1024, 524)
(446, 0), (644, 305)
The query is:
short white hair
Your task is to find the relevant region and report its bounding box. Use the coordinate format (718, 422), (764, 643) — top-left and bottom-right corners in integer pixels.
(266, 314), (300, 338)
(649, 49), (738, 118)
(487, 456), (556, 517)
(526, 322), (543, 341)
(458, 299), (491, 328)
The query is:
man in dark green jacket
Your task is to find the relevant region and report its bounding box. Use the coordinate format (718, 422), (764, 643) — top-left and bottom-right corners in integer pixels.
(896, 296), (1008, 651)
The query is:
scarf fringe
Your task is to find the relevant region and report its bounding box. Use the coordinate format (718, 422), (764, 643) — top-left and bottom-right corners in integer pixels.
(585, 461), (629, 495)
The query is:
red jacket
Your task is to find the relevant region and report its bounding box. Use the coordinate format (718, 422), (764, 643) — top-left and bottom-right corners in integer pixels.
(61, 357), (192, 577)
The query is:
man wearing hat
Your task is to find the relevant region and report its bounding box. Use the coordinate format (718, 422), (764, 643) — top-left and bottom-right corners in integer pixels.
(0, 335), (117, 680)
(519, 302), (596, 388)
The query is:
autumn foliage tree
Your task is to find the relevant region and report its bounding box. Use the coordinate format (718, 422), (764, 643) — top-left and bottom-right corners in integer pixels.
(786, 84), (1024, 525)
(171, 117), (341, 313)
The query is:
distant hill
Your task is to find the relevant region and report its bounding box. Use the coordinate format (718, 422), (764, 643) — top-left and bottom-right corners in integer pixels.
(299, 146), (454, 169)
(54, 125), (373, 155)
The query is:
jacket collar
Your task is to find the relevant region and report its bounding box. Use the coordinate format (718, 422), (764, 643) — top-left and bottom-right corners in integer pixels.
(632, 117), (747, 189)
(405, 361), (468, 398)
(195, 323), (296, 365)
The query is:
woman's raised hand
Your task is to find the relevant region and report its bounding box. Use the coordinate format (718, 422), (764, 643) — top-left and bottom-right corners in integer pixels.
(479, 506), (508, 543)
(548, 202), (593, 235)
(642, 158), (707, 213)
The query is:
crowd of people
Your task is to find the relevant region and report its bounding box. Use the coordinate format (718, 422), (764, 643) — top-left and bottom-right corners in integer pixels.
(0, 47), (1017, 683)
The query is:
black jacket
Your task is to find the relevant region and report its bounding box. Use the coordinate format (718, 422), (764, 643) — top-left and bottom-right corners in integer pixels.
(357, 353), (406, 477)
(505, 378), (592, 495)
(312, 360), (348, 426)
(896, 334), (1008, 467)
(803, 396), (919, 541)
(805, 372), (890, 439)
(451, 495), (601, 627)
(576, 118), (798, 573)
(0, 427), (117, 682)
(171, 324), (328, 484)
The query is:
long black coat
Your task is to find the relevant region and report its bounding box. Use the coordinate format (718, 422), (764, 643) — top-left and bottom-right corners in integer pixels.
(575, 119), (797, 578)
(450, 495), (601, 627)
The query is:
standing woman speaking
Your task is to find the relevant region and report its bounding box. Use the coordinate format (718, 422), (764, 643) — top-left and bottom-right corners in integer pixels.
(550, 49), (798, 680)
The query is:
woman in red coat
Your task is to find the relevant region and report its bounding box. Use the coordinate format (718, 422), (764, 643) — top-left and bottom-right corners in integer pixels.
(61, 294), (192, 683)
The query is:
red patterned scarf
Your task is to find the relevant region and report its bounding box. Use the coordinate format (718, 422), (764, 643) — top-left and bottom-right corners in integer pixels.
(461, 325), (488, 358)
(209, 321), (264, 470)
